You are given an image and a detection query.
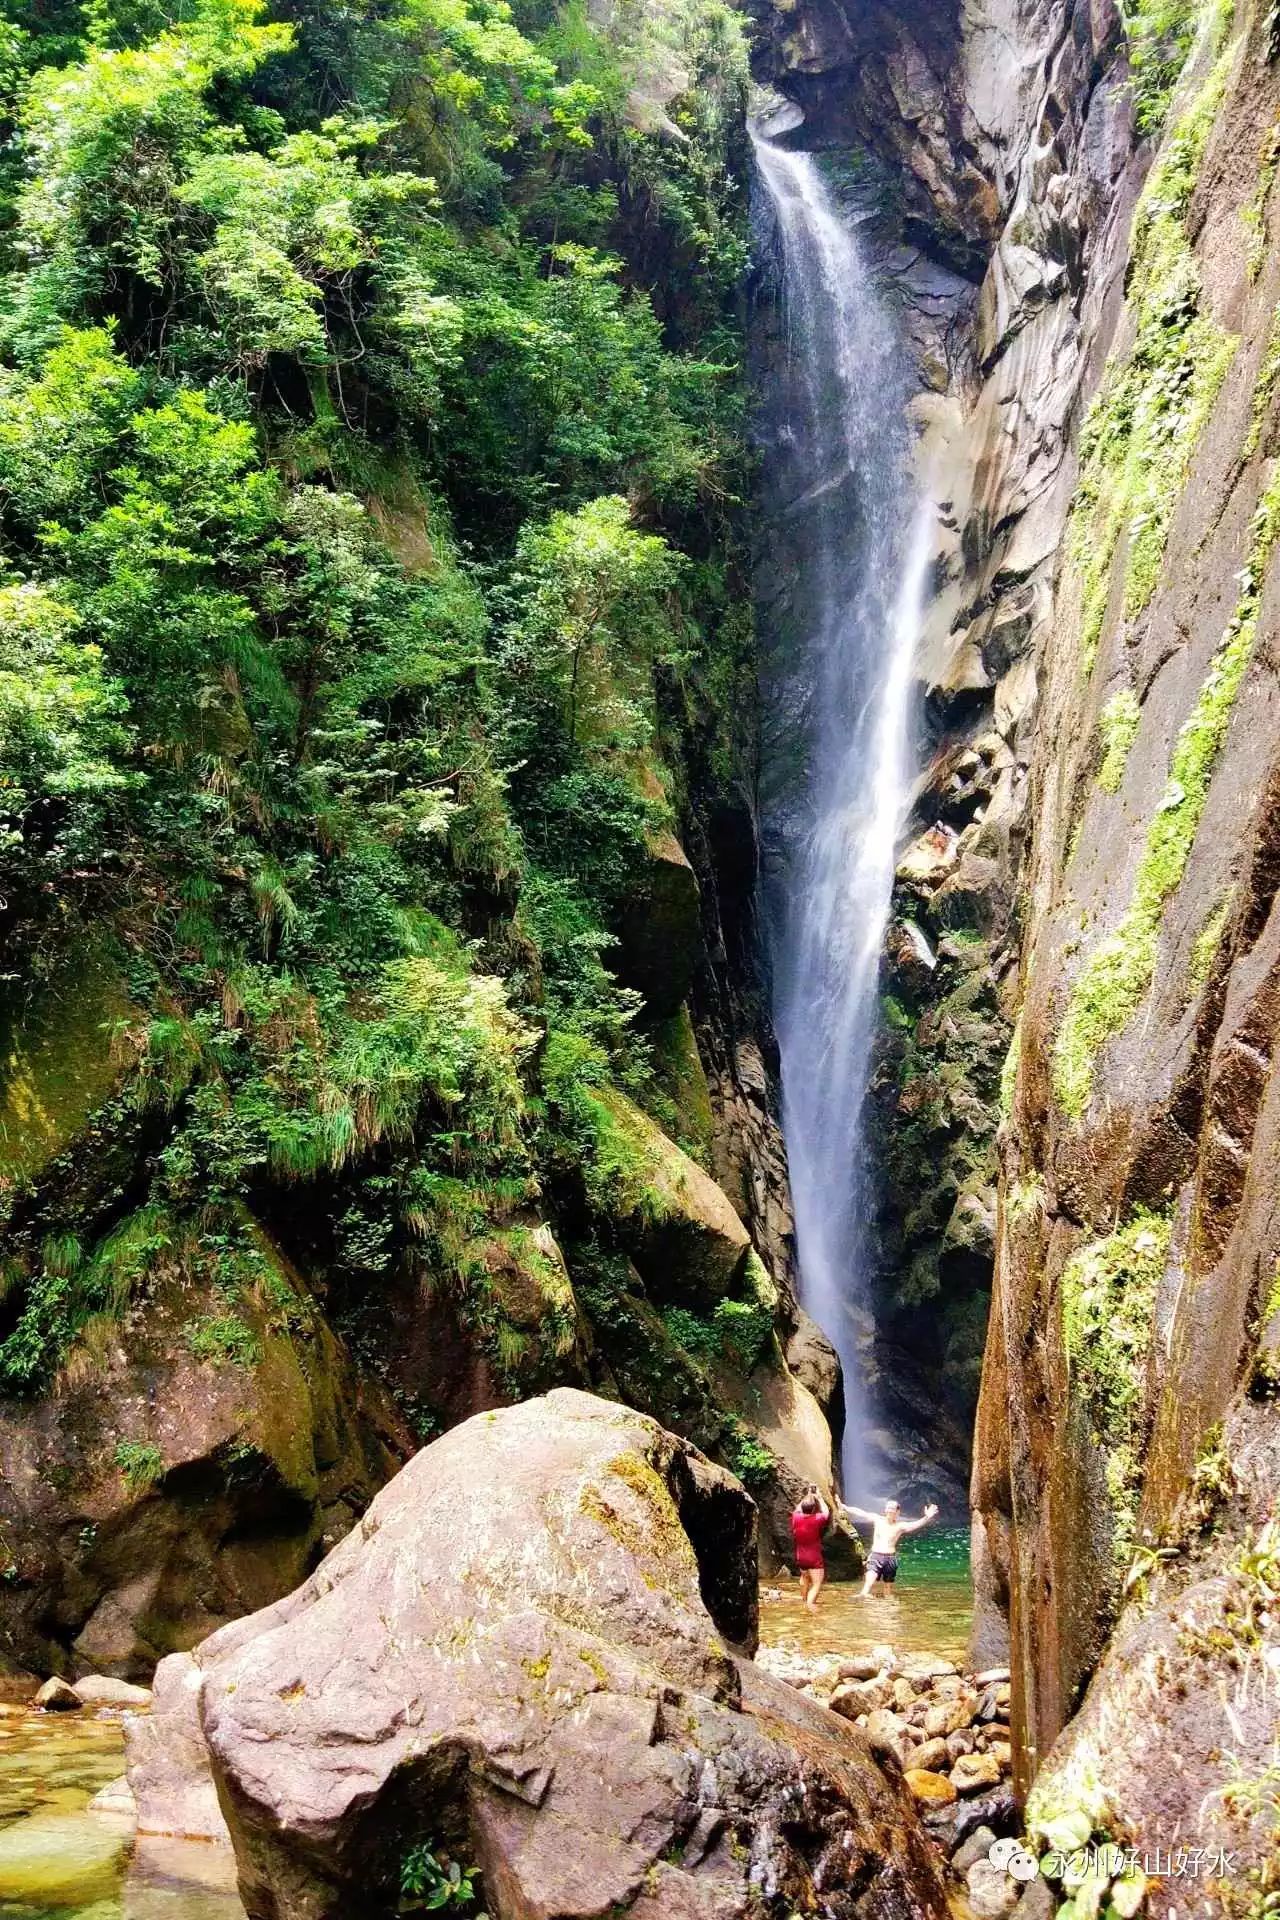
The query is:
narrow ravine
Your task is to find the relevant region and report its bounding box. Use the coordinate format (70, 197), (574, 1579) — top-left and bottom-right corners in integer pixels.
(752, 133), (932, 1497)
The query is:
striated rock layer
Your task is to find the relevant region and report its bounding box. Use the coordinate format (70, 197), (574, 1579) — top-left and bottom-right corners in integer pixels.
(129, 1390), (946, 1920)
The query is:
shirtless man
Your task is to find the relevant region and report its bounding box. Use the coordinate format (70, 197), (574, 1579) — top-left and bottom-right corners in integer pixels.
(841, 1499), (939, 1596)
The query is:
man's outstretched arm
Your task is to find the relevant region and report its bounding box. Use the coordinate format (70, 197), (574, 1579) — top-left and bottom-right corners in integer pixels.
(897, 1503), (940, 1534)
(840, 1503), (881, 1522)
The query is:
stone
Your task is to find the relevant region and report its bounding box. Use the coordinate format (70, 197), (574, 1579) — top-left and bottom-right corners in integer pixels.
(905, 1768), (958, 1805)
(967, 1858), (1021, 1919)
(87, 1774), (137, 1817)
(595, 1088), (752, 1304)
(913, 1736), (951, 1773)
(953, 1790), (1019, 1842)
(1, 1203), (411, 1684)
(34, 1676), (81, 1712)
(951, 1750), (1004, 1794)
(1013, 1873), (1056, 1920)
(952, 1823), (998, 1873)
(973, 1667), (1012, 1687)
(614, 827), (701, 1017)
(124, 1653), (231, 1844)
(924, 1694), (975, 1739)
(903, 1657), (958, 1682)
(830, 1677), (891, 1719)
(73, 1674), (152, 1708)
(892, 1676), (919, 1710)
(839, 1654), (885, 1681)
(140, 1392), (947, 1920)
(786, 1310), (843, 1417)
(864, 1707), (914, 1768)
(989, 1740), (1013, 1770)
(0, 1667), (39, 1705)
(947, 1728), (977, 1759)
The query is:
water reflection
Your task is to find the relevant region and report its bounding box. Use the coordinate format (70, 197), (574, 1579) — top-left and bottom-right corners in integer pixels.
(0, 1709), (243, 1919)
(760, 1526), (973, 1664)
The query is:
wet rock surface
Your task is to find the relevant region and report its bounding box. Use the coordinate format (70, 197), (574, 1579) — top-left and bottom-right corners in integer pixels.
(133, 1392), (946, 1920)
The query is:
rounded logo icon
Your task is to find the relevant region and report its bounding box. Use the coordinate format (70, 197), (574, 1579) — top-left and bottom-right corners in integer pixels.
(1008, 1849), (1039, 1882)
(988, 1839), (1022, 1869)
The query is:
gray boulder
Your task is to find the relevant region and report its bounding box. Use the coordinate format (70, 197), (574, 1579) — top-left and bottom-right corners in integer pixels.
(133, 1389), (947, 1919)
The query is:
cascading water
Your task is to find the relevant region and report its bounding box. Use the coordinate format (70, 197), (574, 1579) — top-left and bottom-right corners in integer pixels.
(751, 132), (932, 1499)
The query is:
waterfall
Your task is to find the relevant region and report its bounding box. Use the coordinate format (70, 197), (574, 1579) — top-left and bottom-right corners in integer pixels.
(751, 132), (931, 1499)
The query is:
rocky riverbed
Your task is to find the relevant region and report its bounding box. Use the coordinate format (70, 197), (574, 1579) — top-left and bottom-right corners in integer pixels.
(755, 1641), (1042, 1920)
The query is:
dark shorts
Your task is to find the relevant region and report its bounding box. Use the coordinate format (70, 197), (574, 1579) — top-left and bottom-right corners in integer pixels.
(868, 1551), (899, 1583)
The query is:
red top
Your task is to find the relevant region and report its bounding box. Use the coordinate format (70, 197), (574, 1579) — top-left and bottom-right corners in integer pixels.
(790, 1507), (827, 1569)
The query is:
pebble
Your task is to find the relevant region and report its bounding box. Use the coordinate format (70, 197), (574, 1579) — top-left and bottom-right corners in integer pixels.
(951, 1750), (1004, 1794)
(952, 1824), (998, 1874)
(905, 1768), (958, 1805)
(752, 1635), (1015, 1864)
(967, 1858), (1022, 1919)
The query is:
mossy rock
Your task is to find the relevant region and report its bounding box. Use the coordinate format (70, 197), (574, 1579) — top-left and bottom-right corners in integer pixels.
(644, 1004), (715, 1165)
(0, 1204), (409, 1678)
(614, 828), (702, 1017)
(595, 1087), (750, 1304)
(0, 940), (133, 1201)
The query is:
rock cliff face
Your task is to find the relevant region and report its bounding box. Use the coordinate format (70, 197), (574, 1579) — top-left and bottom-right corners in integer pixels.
(756, 0), (1280, 1875)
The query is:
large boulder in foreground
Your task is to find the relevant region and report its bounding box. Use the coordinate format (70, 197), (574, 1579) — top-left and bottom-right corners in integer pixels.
(137, 1389), (946, 1920)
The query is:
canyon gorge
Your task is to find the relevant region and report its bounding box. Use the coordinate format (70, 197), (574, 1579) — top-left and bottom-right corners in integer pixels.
(0, 0), (1278, 1908)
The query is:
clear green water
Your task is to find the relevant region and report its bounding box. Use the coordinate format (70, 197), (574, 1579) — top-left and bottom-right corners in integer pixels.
(760, 1524), (973, 1664)
(0, 1711), (243, 1920)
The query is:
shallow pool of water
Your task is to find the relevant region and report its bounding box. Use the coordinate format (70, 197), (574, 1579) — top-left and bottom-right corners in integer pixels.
(759, 1524), (973, 1664)
(0, 1710), (243, 1920)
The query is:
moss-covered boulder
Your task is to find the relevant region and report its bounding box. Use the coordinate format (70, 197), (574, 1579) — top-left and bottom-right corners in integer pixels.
(613, 827), (702, 1018)
(0, 1207), (409, 1679)
(595, 1086), (751, 1303)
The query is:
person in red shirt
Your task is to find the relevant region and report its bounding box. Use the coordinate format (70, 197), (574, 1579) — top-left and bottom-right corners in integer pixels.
(789, 1487), (831, 1610)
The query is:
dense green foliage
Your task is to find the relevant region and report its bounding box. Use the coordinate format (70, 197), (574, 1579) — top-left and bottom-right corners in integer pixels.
(0, 0), (756, 1408)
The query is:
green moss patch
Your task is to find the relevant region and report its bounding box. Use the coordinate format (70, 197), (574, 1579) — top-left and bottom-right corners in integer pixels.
(1061, 1207), (1172, 1562)
(1097, 689), (1142, 793)
(0, 940), (132, 1196)
(1070, 25), (1236, 675)
(1055, 464), (1280, 1118)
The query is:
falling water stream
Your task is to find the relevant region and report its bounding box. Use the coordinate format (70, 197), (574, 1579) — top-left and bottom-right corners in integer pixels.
(752, 133), (931, 1499)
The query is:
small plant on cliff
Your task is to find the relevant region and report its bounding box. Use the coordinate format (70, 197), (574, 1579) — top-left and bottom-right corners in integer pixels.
(399, 1840), (486, 1914)
(1123, 0), (1205, 134)
(728, 1425), (775, 1490)
(183, 1314), (260, 1368)
(114, 1439), (164, 1490)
